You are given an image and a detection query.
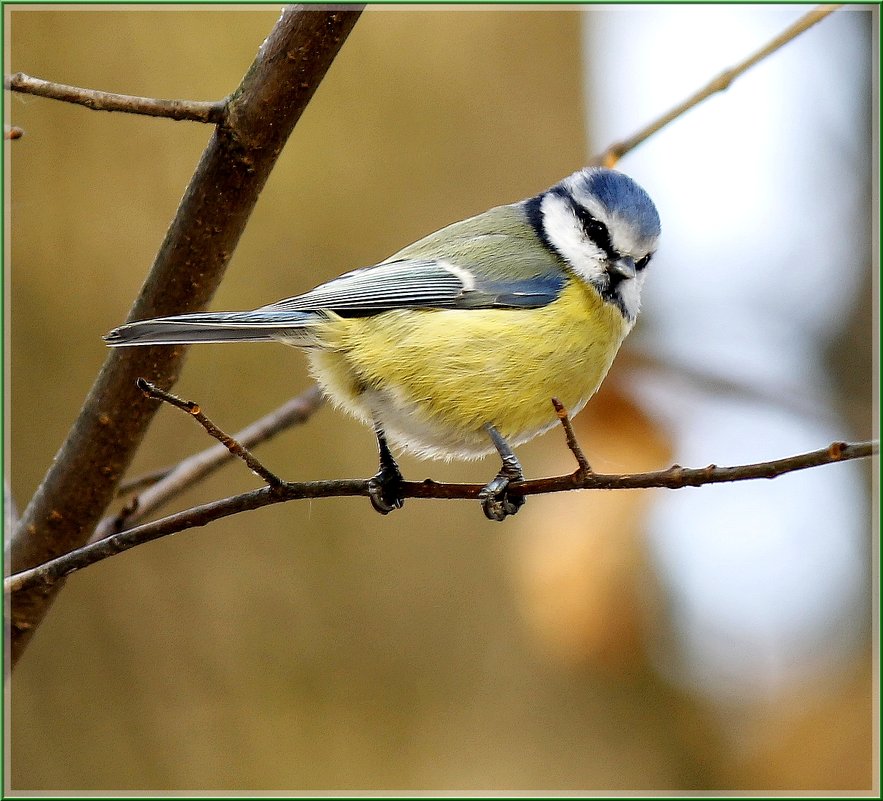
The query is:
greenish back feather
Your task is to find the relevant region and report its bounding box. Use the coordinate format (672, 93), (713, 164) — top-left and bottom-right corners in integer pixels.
(386, 202), (571, 282)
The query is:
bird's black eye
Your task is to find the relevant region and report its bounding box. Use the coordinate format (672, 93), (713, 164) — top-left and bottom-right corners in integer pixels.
(572, 205), (613, 257)
(635, 254), (652, 271)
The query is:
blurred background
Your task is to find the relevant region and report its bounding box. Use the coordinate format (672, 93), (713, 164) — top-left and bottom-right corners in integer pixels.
(6, 4), (877, 793)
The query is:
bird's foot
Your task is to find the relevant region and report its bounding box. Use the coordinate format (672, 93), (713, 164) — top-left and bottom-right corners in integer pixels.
(368, 429), (405, 514)
(479, 470), (525, 521)
(479, 424), (526, 521)
(368, 468), (405, 514)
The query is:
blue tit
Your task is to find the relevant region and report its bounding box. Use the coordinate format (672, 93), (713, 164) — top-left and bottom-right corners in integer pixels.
(106, 167), (661, 521)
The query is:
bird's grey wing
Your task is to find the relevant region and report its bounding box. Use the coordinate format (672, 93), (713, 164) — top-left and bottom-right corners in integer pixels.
(105, 256), (564, 347)
(260, 258), (565, 317)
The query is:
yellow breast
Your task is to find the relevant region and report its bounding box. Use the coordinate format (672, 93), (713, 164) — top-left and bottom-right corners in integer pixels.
(307, 278), (630, 459)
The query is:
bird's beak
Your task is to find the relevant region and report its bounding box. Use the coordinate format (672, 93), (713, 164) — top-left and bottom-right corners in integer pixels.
(610, 256), (637, 280)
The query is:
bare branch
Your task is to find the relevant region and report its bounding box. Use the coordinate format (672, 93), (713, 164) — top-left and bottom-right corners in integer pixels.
(8, 7), (365, 668)
(94, 386), (324, 542)
(135, 378), (283, 487)
(5, 72), (226, 124)
(117, 465), (175, 496)
(518, 439), (877, 493)
(6, 439), (876, 596)
(551, 398), (593, 477)
(594, 4), (842, 167)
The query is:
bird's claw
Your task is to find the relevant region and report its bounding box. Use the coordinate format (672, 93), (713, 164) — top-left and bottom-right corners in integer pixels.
(368, 468), (404, 515)
(369, 426), (405, 515)
(479, 474), (524, 522)
(479, 424), (526, 521)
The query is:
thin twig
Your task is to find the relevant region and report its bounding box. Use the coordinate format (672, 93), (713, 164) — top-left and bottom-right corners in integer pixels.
(136, 378), (284, 488)
(117, 465), (174, 496)
(94, 386), (324, 541)
(594, 4), (842, 167)
(6, 439), (876, 595)
(115, 387), (323, 495)
(5, 72), (227, 124)
(551, 398), (593, 477)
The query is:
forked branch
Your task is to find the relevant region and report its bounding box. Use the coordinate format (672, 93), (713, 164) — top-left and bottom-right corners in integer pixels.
(93, 386), (324, 542)
(134, 379), (284, 487)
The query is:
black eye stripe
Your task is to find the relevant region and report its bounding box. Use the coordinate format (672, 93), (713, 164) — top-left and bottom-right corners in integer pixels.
(571, 199), (655, 272)
(540, 187), (653, 273)
(570, 203), (615, 259)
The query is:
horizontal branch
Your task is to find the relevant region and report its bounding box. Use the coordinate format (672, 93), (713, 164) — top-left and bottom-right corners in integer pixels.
(5, 72), (226, 123)
(6, 439), (876, 595)
(594, 3), (841, 167)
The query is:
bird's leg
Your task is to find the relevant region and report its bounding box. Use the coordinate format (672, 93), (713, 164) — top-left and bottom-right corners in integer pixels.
(479, 424), (525, 522)
(367, 423), (405, 515)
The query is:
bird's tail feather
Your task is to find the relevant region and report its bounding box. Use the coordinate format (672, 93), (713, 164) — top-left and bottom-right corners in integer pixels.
(104, 310), (318, 347)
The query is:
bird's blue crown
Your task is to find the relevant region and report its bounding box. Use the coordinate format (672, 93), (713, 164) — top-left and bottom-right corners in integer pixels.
(567, 168), (661, 243)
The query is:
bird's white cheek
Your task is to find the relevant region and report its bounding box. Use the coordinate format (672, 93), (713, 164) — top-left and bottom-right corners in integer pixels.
(541, 194), (607, 283)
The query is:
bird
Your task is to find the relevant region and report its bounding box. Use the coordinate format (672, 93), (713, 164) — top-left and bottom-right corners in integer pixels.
(105, 167), (661, 521)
